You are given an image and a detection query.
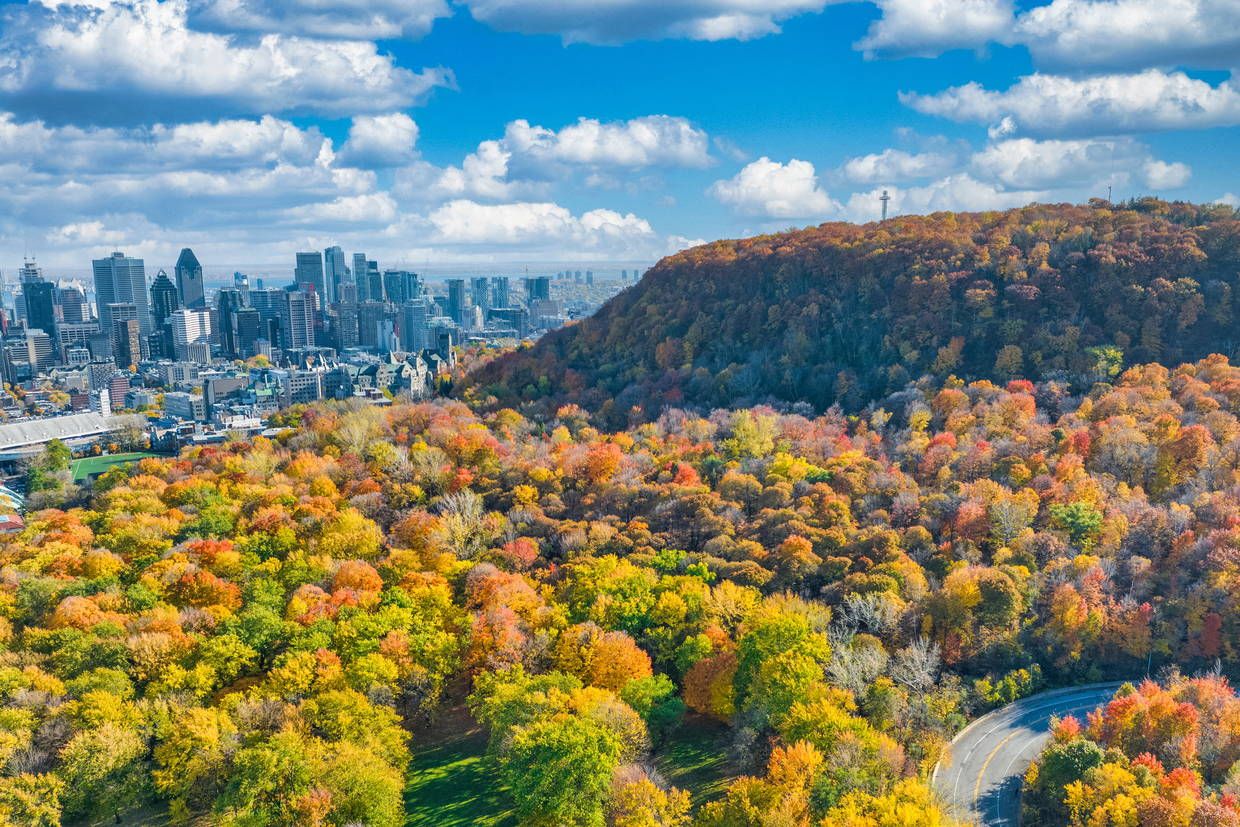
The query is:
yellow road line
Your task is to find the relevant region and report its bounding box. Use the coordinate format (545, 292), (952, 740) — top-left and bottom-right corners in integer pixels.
(973, 729), (1019, 811)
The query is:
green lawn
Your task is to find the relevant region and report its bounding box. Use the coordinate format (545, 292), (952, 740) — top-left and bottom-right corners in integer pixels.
(654, 714), (739, 806)
(405, 724), (516, 827)
(71, 452), (164, 482)
(404, 711), (739, 826)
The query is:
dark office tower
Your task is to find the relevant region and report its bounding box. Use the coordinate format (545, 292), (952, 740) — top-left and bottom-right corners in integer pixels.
(149, 270), (180, 359)
(294, 252), (325, 306)
(108, 302), (143, 366)
(58, 285), (87, 324)
(233, 271), (250, 304)
(471, 277), (490, 313)
(523, 276), (550, 303)
(586, 270), (594, 286)
(382, 271), (404, 305)
(445, 279), (466, 326)
(366, 261), (383, 303)
(324, 246), (348, 304)
(490, 276), (510, 308)
(21, 271), (56, 342)
(175, 247), (206, 310)
(93, 252), (150, 342)
(215, 288), (244, 358)
(356, 301), (388, 350)
(233, 308), (261, 357)
(383, 270), (419, 305)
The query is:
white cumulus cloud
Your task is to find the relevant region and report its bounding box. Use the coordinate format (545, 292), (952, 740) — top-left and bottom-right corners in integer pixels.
(901, 70), (1240, 137)
(188, 0), (451, 40)
(460, 0), (837, 45)
(337, 113), (420, 167)
(856, 0), (1014, 58)
(0, 0), (454, 122)
(1142, 159), (1191, 189)
(838, 148), (958, 184)
(1015, 0), (1240, 71)
(427, 199), (678, 258)
(504, 116), (712, 171)
(709, 157), (838, 218)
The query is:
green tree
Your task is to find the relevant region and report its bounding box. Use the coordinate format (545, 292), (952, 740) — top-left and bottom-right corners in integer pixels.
(57, 723), (148, 822)
(504, 715), (623, 827)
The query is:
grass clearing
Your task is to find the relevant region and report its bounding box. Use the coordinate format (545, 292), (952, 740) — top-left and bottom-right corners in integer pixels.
(406, 714), (516, 827)
(654, 714), (739, 807)
(403, 710), (740, 824)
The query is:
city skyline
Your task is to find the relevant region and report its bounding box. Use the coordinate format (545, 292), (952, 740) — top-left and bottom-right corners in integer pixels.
(1, 0), (1236, 269)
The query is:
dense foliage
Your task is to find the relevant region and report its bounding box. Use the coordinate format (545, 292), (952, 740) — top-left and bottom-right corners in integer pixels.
(1024, 675), (1240, 825)
(468, 200), (1240, 427)
(0, 349), (1235, 824)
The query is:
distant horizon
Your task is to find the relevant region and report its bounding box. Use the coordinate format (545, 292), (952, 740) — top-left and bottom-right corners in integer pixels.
(9, 260), (655, 285)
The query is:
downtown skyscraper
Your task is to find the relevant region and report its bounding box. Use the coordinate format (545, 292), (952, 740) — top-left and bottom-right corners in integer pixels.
(175, 247), (206, 310)
(93, 251), (152, 340)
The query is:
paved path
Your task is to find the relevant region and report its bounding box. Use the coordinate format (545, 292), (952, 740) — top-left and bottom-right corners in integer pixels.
(933, 683), (1122, 826)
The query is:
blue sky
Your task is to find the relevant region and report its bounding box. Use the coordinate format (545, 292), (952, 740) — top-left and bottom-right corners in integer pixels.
(1, 0), (1237, 276)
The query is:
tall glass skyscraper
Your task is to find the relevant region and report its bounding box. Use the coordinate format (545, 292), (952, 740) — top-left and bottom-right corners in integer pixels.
(294, 252), (325, 309)
(175, 247), (206, 310)
(149, 270), (179, 359)
(324, 246), (349, 304)
(93, 251), (152, 341)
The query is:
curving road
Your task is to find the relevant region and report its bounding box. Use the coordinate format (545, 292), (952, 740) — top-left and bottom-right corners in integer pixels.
(933, 683), (1122, 826)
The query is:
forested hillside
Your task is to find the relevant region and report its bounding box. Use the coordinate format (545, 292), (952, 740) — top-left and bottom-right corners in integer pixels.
(468, 200), (1240, 426)
(1024, 676), (1240, 826)
(1, 355), (1237, 825)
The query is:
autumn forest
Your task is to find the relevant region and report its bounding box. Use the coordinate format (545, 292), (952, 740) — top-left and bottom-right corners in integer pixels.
(1, 201), (1239, 827)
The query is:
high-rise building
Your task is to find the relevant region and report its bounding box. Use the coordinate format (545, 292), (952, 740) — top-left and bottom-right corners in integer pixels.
(356, 301), (389, 350)
(324, 246), (348, 305)
(335, 303), (359, 350)
(279, 289), (314, 350)
(108, 374), (131, 412)
(249, 288), (284, 346)
(351, 253), (368, 296)
(364, 261), (383, 303)
(21, 264), (56, 345)
(22, 329), (54, 373)
(174, 247), (206, 310)
(524, 276), (551, 303)
(93, 251), (151, 342)
(108, 303), (144, 367)
(445, 279), (466, 326)
(294, 252), (325, 307)
(399, 300), (430, 351)
(215, 288), (245, 358)
(383, 271), (420, 305)
(471, 277), (490, 313)
(58, 323), (99, 359)
(58, 285), (88, 325)
(149, 269), (179, 359)
(233, 271), (250, 304)
(171, 308), (212, 363)
(233, 308), (262, 357)
(491, 276), (510, 309)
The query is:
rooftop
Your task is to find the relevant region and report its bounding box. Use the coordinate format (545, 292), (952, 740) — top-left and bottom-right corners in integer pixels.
(0, 412), (145, 454)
